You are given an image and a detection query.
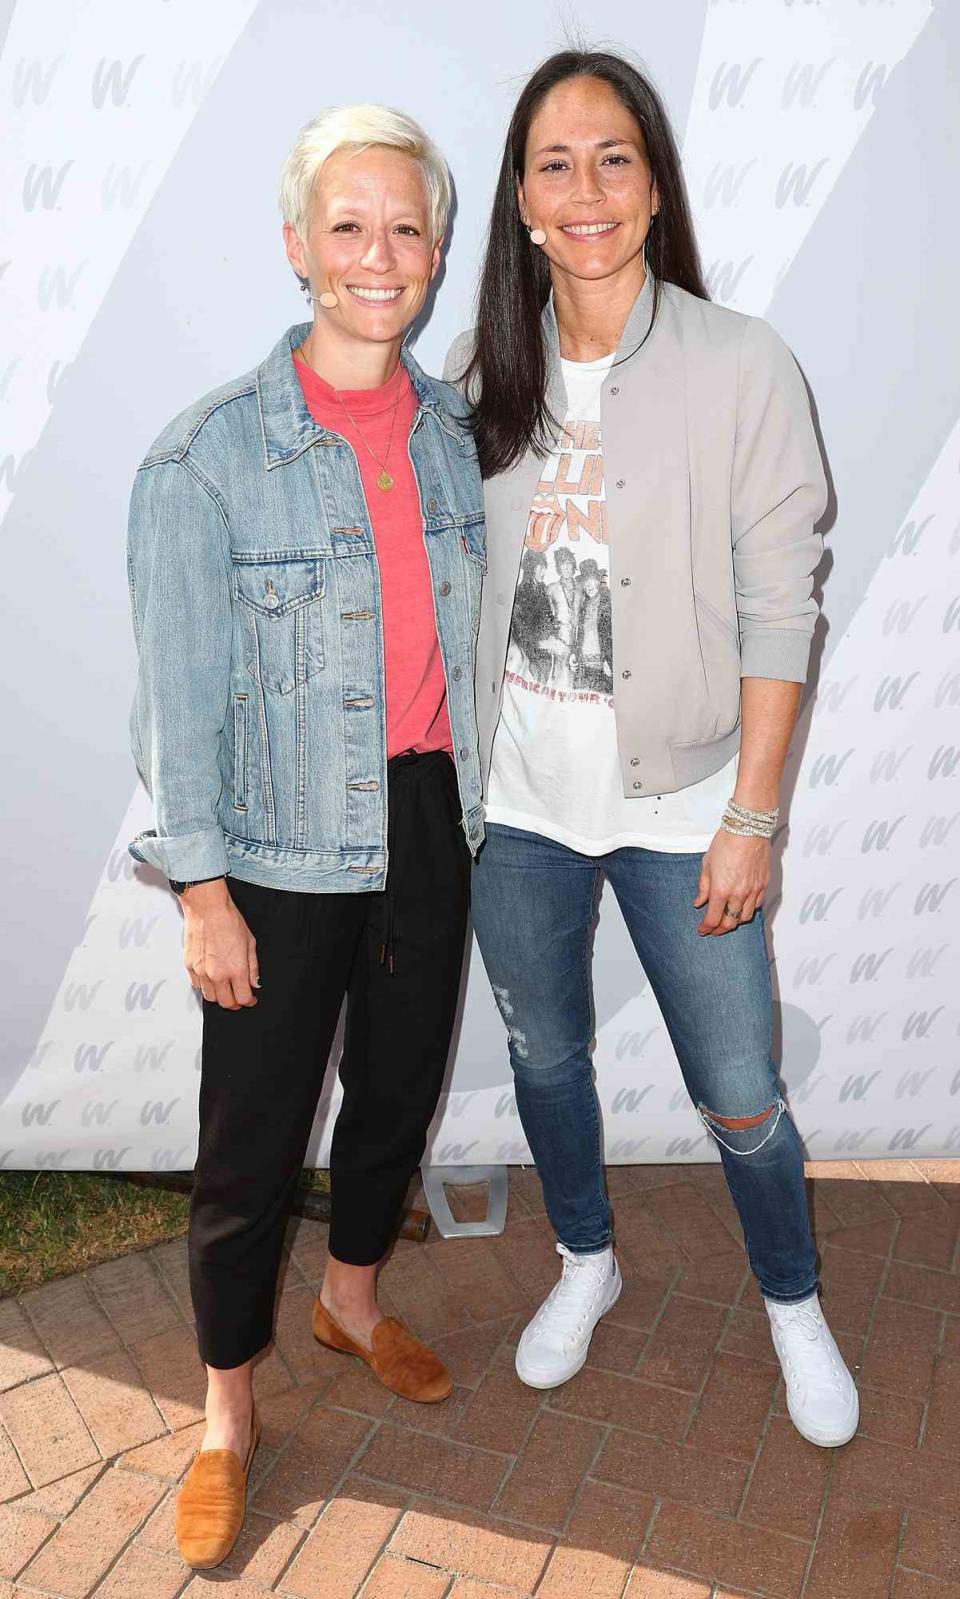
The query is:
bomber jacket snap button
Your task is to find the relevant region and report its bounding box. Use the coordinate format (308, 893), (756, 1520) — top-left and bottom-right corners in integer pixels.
(615, 479), (625, 489)
(633, 780), (643, 790)
(610, 386), (620, 396)
(621, 669), (631, 679)
(439, 581), (451, 596)
(630, 757), (640, 767)
(620, 576), (631, 587)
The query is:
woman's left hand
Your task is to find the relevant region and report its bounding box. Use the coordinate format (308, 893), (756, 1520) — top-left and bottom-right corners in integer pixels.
(694, 830), (770, 936)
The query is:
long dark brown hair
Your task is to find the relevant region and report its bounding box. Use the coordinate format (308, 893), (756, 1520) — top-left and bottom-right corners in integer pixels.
(464, 50), (709, 477)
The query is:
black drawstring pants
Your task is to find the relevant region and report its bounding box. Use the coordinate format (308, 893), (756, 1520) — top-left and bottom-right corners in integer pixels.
(187, 750), (470, 1370)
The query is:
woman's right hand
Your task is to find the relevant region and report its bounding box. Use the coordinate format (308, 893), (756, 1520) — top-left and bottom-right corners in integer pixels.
(180, 879), (260, 1009)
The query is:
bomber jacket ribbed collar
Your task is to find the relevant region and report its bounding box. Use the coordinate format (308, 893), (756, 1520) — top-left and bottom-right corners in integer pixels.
(539, 265), (657, 427)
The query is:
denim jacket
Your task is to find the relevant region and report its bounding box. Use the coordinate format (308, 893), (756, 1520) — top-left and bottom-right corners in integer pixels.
(126, 324), (486, 893)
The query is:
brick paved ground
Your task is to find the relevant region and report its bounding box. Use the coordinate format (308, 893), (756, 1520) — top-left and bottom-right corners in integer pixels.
(0, 1159), (958, 1599)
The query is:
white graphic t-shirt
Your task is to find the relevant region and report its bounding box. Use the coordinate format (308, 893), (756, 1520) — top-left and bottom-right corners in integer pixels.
(485, 352), (739, 855)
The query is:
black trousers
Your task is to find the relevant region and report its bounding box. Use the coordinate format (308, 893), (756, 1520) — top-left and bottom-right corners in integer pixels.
(187, 750), (471, 1369)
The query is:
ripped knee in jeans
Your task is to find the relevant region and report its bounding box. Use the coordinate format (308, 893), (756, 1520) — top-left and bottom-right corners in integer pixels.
(697, 1098), (785, 1155)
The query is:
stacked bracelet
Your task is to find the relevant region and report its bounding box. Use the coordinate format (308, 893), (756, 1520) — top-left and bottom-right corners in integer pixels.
(720, 796), (779, 840)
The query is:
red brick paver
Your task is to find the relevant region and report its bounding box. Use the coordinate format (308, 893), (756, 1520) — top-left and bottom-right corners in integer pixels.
(0, 1160), (955, 1597)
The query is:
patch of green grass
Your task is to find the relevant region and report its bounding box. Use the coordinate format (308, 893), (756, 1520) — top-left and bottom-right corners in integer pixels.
(0, 1172), (190, 1297)
(0, 1167), (330, 1297)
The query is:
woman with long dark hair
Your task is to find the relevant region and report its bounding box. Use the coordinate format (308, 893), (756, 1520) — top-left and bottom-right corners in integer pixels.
(447, 51), (858, 1448)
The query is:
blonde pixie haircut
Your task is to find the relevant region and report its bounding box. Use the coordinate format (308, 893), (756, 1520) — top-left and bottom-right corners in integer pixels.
(279, 104), (452, 245)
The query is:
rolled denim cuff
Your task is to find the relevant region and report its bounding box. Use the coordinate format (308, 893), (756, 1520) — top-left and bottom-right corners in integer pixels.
(128, 825), (229, 883)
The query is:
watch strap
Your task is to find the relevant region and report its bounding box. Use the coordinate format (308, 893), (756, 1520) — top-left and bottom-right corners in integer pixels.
(169, 875), (223, 895)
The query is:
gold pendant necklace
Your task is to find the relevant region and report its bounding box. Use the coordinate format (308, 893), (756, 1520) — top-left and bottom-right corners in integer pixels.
(332, 364), (404, 492)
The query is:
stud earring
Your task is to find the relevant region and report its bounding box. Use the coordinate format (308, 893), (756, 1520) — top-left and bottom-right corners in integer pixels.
(528, 226), (547, 246)
(316, 291), (338, 309)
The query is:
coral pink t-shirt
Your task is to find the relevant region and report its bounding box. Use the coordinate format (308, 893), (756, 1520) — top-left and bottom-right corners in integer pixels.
(294, 352), (453, 761)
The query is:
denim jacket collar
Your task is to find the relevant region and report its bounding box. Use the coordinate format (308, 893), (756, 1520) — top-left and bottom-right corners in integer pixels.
(256, 321), (448, 470)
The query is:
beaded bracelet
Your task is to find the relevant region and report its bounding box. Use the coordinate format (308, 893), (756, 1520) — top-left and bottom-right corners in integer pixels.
(720, 796), (779, 840)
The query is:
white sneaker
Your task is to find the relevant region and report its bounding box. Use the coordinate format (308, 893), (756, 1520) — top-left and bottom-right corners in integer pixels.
(764, 1291), (859, 1448)
(515, 1242), (622, 1389)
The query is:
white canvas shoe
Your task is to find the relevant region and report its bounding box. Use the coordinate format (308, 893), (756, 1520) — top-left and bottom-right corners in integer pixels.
(764, 1291), (859, 1448)
(515, 1242), (622, 1389)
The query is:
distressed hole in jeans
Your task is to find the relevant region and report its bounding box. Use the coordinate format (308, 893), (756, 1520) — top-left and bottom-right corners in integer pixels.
(698, 1098), (784, 1156)
(491, 984), (529, 1059)
(491, 982), (514, 1019)
(506, 1025), (529, 1060)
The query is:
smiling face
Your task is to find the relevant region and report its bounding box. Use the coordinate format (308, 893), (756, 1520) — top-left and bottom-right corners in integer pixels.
(284, 145), (441, 348)
(518, 75), (658, 291)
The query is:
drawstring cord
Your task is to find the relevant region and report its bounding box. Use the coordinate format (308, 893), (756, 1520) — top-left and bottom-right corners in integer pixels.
(379, 748), (418, 976)
(379, 881), (397, 975)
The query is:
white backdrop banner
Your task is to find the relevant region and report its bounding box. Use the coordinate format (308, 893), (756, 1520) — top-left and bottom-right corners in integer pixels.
(2, 0), (959, 1170)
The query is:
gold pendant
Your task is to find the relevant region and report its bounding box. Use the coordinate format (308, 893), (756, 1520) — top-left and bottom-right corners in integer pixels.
(377, 471), (394, 492)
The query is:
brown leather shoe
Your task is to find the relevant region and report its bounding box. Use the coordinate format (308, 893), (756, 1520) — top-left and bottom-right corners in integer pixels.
(174, 1407), (261, 1570)
(313, 1299), (453, 1402)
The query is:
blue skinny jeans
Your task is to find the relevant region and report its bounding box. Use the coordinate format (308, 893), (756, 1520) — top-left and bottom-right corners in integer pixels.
(470, 823), (818, 1304)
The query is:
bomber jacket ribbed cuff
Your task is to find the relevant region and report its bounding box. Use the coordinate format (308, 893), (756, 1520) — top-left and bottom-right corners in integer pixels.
(739, 627), (812, 684)
(128, 825), (229, 882)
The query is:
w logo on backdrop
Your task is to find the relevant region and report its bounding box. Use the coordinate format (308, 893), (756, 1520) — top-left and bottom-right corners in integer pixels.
(709, 60), (762, 109)
(12, 56), (63, 107)
(91, 56), (144, 109)
(22, 162), (73, 211)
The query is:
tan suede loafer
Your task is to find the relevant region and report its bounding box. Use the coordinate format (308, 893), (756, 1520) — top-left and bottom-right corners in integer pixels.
(313, 1299), (453, 1402)
(175, 1406), (261, 1570)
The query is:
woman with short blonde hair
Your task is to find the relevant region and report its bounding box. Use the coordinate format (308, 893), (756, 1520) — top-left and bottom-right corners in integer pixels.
(127, 102), (484, 1571)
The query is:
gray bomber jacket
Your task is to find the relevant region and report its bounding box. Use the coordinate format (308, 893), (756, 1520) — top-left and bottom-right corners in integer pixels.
(445, 269), (828, 799)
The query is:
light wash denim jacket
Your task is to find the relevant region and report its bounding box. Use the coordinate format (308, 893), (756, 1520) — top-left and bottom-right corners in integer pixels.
(126, 324), (486, 893)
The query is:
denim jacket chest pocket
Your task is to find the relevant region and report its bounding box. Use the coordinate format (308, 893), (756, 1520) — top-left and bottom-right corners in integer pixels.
(234, 553), (325, 694)
(459, 515), (487, 568)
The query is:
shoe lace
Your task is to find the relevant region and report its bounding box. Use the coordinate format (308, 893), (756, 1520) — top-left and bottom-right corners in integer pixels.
(782, 1304), (824, 1341)
(773, 1303), (848, 1395)
(530, 1244), (608, 1348)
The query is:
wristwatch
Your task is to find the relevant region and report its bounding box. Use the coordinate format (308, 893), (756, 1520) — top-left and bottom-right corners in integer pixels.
(169, 876), (224, 895)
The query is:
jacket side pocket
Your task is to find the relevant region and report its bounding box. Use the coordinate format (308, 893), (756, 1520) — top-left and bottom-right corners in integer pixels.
(694, 588), (740, 648)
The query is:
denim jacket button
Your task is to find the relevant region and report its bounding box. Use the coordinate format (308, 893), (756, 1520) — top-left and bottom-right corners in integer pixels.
(439, 581), (451, 596)
(452, 666), (462, 681)
(265, 592), (280, 610)
(427, 498), (437, 512)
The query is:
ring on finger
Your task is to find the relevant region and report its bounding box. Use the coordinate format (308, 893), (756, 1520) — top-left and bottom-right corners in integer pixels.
(723, 905), (742, 920)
